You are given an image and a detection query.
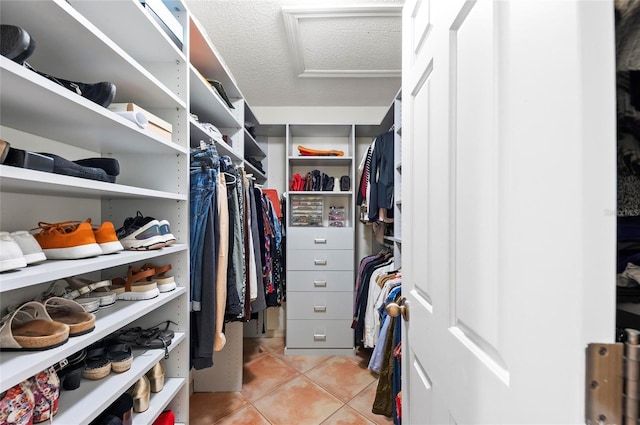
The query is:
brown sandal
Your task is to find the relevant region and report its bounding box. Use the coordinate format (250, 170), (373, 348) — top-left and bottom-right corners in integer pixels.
(142, 262), (176, 293)
(111, 265), (159, 301)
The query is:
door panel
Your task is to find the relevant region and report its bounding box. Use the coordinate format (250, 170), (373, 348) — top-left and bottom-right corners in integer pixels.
(451, 0), (503, 374)
(402, 0), (616, 423)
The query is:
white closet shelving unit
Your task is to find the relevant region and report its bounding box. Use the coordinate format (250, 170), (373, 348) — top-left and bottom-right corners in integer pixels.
(284, 124), (356, 356)
(188, 15), (267, 182)
(0, 0), (265, 421)
(356, 89), (402, 261)
(393, 91), (402, 263)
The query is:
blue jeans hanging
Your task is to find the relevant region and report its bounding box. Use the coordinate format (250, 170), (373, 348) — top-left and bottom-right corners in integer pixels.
(190, 145), (219, 309)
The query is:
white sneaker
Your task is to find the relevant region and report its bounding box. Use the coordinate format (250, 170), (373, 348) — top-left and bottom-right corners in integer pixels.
(0, 232), (27, 272)
(159, 219), (176, 246)
(10, 230), (46, 264)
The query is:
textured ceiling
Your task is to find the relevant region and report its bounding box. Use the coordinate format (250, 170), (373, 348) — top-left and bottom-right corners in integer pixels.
(185, 0), (403, 108)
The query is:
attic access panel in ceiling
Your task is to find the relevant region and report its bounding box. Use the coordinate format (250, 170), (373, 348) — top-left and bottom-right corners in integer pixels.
(282, 5), (402, 78)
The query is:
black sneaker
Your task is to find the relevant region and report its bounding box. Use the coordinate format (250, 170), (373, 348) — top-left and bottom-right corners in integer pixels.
(116, 211), (165, 251)
(0, 25), (36, 65)
(23, 62), (116, 108)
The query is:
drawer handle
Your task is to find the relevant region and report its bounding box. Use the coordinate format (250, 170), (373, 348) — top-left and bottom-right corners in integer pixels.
(314, 334), (327, 341)
(314, 259), (327, 266)
(314, 238), (327, 244)
(313, 305), (327, 313)
(313, 280), (327, 287)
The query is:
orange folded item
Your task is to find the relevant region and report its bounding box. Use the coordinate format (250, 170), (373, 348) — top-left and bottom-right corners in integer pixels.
(297, 145), (344, 157)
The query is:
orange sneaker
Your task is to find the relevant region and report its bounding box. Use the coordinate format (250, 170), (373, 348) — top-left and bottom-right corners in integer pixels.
(33, 221), (102, 260)
(88, 219), (124, 255)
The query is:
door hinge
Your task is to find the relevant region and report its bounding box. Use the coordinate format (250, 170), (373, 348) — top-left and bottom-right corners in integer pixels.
(585, 342), (623, 425)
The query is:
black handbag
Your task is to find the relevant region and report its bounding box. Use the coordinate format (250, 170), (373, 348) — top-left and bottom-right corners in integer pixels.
(340, 175), (351, 191)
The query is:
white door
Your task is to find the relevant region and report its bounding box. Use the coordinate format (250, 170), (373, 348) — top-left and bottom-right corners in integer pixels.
(401, 0), (617, 423)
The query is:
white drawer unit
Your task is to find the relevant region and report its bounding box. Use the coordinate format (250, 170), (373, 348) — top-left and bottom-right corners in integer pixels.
(285, 124), (356, 355)
(286, 270), (354, 292)
(287, 249), (354, 271)
(286, 319), (355, 350)
(287, 227), (355, 250)
(286, 292), (353, 320)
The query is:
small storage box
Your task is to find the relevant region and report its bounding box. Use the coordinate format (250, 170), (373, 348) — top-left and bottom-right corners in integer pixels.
(290, 196), (323, 227)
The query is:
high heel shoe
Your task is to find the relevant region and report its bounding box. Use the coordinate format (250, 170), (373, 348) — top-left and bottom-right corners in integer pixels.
(146, 361), (164, 393)
(127, 375), (150, 413)
(55, 349), (86, 391)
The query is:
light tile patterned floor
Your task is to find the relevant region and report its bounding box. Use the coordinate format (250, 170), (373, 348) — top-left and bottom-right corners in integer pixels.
(190, 337), (394, 425)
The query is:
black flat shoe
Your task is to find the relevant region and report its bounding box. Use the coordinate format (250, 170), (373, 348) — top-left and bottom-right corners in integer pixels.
(23, 62), (116, 108)
(73, 157), (120, 177)
(37, 152), (115, 183)
(0, 25), (35, 65)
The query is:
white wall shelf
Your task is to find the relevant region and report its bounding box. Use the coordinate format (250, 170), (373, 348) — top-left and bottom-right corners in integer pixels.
(0, 0), (191, 421)
(69, 0), (186, 64)
(0, 166), (188, 201)
(189, 64), (243, 129)
(190, 119), (243, 163)
(57, 333), (186, 425)
(0, 1), (184, 108)
(0, 245), (187, 292)
(0, 59), (186, 155)
(0, 290), (186, 393)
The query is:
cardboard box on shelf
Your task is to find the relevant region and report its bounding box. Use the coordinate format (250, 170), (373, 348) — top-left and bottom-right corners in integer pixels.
(109, 103), (173, 142)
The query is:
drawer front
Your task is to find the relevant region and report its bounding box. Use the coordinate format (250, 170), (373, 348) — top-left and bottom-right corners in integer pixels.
(286, 292), (353, 320)
(286, 319), (354, 349)
(287, 270), (354, 292)
(287, 249), (354, 271)
(287, 227), (354, 250)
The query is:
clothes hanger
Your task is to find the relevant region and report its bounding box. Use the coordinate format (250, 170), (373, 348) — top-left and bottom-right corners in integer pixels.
(223, 171), (237, 186)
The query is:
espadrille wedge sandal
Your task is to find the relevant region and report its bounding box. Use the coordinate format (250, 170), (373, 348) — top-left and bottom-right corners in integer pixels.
(105, 342), (132, 373)
(82, 344), (111, 380)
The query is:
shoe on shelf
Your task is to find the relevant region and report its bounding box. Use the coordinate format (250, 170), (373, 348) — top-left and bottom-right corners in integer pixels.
(32, 221), (103, 260)
(103, 341), (133, 374)
(36, 153), (115, 183)
(158, 219), (176, 246)
(43, 297), (96, 337)
(0, 139), (10, 164)
(0, 301), (70, 351)
(73, 157), (120, 177)
(65, 276), (117, 309)
(116, 211), (166, 251)
(3, 147), (54, 172)
(37, 280), (101, 313)
(111, 265), (159, 301)
(146, 361), (164, 393)
(82, 342), (112, 380)
(54, 349), (86, 391)
(9, 230), (46, 264)
(0, 24), (35, 65)
(88, 219), (124, 255)
(23, 62), (116, 108)
(0, 380), (34, 425)
(0, 232), (27, 272)
(127, 375), (150, 413)
(142, 262), (176, 293)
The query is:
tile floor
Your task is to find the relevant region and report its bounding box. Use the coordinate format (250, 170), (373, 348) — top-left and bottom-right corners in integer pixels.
(190, 337), (394, 425)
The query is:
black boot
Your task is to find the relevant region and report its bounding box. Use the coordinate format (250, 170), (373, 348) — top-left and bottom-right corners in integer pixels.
(0, 25), (36, 65)
(24, 62), (116, 108)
